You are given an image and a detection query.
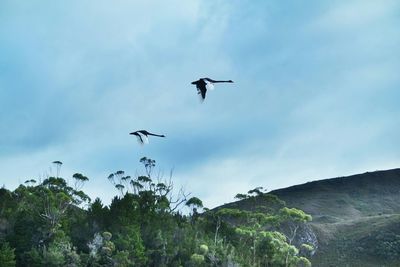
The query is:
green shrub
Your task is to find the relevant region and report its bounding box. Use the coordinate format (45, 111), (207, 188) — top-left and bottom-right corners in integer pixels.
(0, 243), (16, 267)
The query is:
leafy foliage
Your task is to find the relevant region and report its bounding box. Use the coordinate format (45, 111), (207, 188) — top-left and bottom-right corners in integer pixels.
(0, 158), (313, 266)
(0, 242), (16, 267)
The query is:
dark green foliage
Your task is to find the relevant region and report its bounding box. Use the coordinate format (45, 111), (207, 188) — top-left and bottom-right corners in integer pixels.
(22, 230), (81, 267)
(88, 198), (109, 234)
(0, 242), (16, 267)
(211, 206), (311, 266)
(186, 197), (203, 208)
(113, 225), (146, 265)
(0, 158), (314, 267)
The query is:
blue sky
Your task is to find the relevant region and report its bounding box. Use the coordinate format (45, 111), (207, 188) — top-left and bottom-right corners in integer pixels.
(1, 0), (399, 208)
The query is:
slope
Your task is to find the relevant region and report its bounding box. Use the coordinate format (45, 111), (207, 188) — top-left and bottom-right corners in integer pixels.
(224, 168), (400, 266)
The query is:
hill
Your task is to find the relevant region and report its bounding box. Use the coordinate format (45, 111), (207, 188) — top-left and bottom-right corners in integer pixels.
(225, 168), (400, 266)
(272, 168), (400, 222)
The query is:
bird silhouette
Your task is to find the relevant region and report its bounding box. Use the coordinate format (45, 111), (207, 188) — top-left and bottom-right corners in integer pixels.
(129, 130), (166, 145)
(191, 78), (234, 101)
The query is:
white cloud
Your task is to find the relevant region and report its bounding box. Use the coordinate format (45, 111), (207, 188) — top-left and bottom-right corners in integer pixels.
(1, 0), (399, 209)
(313, 0), (399, 31)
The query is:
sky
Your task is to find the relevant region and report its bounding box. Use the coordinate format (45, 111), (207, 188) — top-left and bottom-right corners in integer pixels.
(1, 0), (399, 209)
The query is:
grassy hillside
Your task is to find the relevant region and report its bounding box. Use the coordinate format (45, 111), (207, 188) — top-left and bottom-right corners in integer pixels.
(226, 168), (400, 266)
(271, 168), (400, 222)
(311, 214), (400, 266)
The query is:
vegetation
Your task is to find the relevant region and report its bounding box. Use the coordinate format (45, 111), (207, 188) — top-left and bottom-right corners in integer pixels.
(265, 168), (400, 267)
(0, 157), (313, 266)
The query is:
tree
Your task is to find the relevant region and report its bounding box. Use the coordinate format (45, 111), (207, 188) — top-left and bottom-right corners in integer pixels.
(215, 208), (279, 265)
(0, 242), (16, 267)
(24, 229), (81, 267)
(38, 176), (90, 239)
(209, 189), (313, 267)
(186, 197), (204, 222)
(88, 198), (109, 233)
(72, 173), (89, 191)
(0, 157), (315, 267)
(7, 167), (91, 265)
(113, 225), (147, 266)
(278, 207), (312, 267)
(52, 161), (62, 178)
(186, 197), (203, 209)
(139, 157), (155, 177)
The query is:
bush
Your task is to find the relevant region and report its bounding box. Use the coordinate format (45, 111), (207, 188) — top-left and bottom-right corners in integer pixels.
(190, 253), (205, 264)
(0, 242), (16, 267)
(199, 244), (209, 255)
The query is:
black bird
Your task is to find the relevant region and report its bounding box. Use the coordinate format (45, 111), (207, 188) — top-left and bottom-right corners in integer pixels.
(129, 130), (166, 145)
(191, 78), (234, 101)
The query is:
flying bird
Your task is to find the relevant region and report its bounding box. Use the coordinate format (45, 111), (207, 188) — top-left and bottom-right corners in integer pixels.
(191, 78), (234, 101)
(129, 130), (166, 145)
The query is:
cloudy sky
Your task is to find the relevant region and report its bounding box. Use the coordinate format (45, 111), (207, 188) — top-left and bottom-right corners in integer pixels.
(1, 0), (399, 208)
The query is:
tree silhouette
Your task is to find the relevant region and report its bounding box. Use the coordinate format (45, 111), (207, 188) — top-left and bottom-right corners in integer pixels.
(52, 161), (62, 178)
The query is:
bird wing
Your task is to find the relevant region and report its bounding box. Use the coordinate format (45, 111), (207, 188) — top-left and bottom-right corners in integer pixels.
(195, 81), (207, 100)
(197, 86), (206, 101)
(137, 130), (148, 135)
(134, 134), (144, 145)
(204, 79), (214, 91)
(142, 134), (149, 144)
(192, 79), (208, 101)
